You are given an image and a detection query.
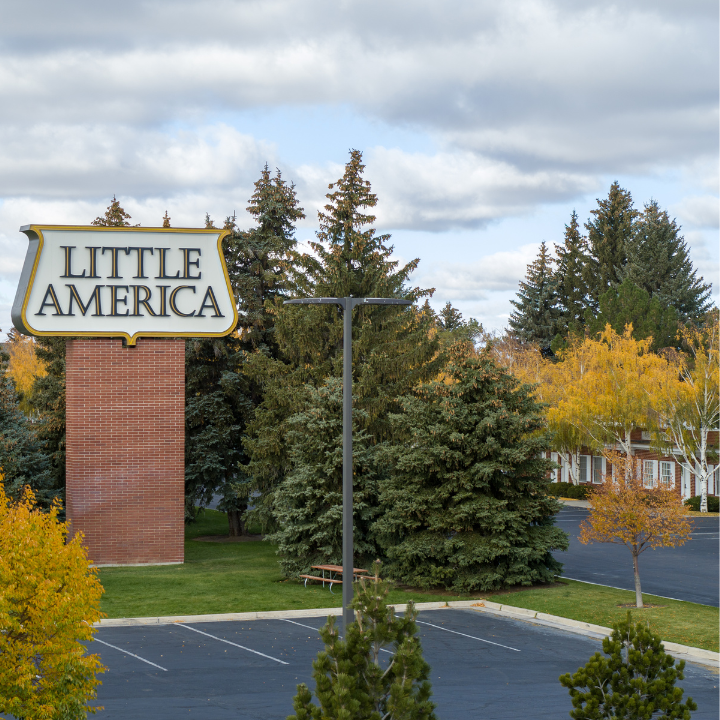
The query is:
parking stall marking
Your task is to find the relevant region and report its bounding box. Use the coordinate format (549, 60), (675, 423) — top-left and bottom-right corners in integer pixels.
(281, 618), (394, 654)
(93, 637), (168, 671)
(176, 623), (289, 665)
(416, 620), (521, 652)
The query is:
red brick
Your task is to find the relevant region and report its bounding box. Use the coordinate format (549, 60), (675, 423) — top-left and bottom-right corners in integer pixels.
(66, 338), (185, 566)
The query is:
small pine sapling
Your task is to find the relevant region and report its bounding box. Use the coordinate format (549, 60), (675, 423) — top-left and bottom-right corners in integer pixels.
(289, 563), (437, 720)
(559, 611), (697, 719)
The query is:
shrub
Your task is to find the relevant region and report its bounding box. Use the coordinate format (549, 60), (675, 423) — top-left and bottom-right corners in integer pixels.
(545, 481), (590, 500)
(684, 495), (719, 512)
(289, 563), (437, 720)
(0, 484), (105, 719)
(560, 611), (696, 719)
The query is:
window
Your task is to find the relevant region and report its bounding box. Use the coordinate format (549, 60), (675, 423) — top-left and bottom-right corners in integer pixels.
(643, 460), (657, 488)
(579, 455), (590, 483)
(592, 456), (604, 484)
(660, 461), (674, 488)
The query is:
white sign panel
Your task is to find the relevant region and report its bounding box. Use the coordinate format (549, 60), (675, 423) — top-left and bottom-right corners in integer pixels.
(12, 225), (237, 345)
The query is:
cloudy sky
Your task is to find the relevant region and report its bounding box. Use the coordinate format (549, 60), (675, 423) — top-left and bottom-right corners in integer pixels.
(1, 0), (717, 337)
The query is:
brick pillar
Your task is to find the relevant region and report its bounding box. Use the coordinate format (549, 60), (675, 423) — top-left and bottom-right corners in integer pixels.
(66, 337), (185, 566)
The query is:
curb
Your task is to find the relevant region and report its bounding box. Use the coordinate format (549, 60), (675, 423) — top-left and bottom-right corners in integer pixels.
(95, 600), (719, 669)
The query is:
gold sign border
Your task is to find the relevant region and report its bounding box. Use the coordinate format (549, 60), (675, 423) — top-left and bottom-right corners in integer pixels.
(14, 225), (238, 346)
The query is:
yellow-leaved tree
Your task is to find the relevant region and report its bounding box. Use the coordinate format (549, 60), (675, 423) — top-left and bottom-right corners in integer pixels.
(548, 325), (668, 474)
(6, 329), (47, 413)
(645, 311), (719, 512)
(579, 453), (691, 608)
(0, 483), (105, 719)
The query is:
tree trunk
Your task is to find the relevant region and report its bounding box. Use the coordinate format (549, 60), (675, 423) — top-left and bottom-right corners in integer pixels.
(700, 475), (708, 513)
(632, 550), (643, 608)
(227, 509), (246, 537)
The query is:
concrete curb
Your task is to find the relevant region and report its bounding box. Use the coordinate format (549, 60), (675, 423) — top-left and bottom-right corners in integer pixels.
(95, 600), (719, 669)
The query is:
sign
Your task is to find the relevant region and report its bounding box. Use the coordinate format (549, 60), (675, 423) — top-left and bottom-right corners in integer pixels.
(12, 225), (237, 345)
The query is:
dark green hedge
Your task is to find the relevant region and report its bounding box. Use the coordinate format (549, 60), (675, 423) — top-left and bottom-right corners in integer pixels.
(684, 495), (719, 512)
(545, 482), (590, 500)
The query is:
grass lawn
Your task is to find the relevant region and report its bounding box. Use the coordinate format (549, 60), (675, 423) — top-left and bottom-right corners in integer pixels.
(99, 510), (719, 652)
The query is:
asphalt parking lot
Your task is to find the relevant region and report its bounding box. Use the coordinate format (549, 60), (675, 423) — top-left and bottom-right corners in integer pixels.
(553, 506), (720, 606)
(88, 609), (718, 720)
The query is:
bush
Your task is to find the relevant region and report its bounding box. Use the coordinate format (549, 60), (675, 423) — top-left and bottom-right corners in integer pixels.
(545, 482), (590, 500)
(560, 611), (696, 719)
(0, 484), (105, 719)
(684, 495), (719, 512)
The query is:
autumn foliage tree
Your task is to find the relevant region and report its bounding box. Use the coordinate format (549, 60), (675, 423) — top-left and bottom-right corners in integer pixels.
(579, 453), (691, 608)
(6, 330), (46, 413)
(0, 484), (105, 719)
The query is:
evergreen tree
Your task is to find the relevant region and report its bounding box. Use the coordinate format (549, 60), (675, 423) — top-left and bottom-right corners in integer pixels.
(91, 195), (133, 227)
(625, 200), (713, 324)
(437, 302), (483, 346)
(245, 150), (441, 532)
(373, 343), (569, 592)
(290, 565), (437, 720)
(162, 210), (171, 227)
(560, 612), (697, 719)
(583, 182), (638, 311)
(554, 210), (590, 337)
(509, 241), (560, 348)
(0, 341), (53, 506)
(438, 301), (463, 330)
(586, 277), (679, 351)
(269, 379), (380, 574)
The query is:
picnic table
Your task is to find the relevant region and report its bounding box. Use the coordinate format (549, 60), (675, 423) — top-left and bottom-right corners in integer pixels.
(300, 564), (370, 592)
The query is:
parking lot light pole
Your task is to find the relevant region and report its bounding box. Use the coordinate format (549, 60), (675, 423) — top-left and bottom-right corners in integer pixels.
(285, 296), (411, 632)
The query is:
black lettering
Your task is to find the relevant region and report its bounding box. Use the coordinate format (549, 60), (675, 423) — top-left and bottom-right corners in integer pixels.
(109, 285), (130, 316)
(169, 285), (196, 317)
(155, 286), (171, 316)
(35, 284), (64, 315)
(127, 247), (154, 279)
(196, 286), (224, 318)
(86, 247), (101, 278)
(67, 284), (104, 316)
(155, 248), (180, 279)
(132, 285), (157, 316)
(102, 247), (127, 278)
(61, 246), (86, 278)
(181, 248), (202, 279)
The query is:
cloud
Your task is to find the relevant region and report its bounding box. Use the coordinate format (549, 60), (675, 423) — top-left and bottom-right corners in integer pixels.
(672, 195), (719, 229)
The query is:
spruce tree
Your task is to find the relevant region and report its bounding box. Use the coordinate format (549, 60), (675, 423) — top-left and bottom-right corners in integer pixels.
(586, 277), (679, 351)
(162, 210), (171, 227)
(509, 241), (560, 348)
(554, 210), (590, 337)
(625, 200), (713, 324)
(269, 379), (380, 574)
(289, 565), (437, 720)
(245, 150), (441, 532)
(583, 182), (638, 311)
(373, 342), (568, 592)
(560, 612), (697, 719)
(0, 341), (53, 506)
(91, 195), (133, 227)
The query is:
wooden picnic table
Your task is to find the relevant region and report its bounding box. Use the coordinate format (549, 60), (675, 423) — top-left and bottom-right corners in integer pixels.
(299, 564), (370, 592)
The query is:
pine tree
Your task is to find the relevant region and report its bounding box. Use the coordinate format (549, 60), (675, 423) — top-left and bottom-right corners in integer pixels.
(509, 241), (560, 348)
(560, 612), (697, 719)
(586, 277), (679, 351)
(269, 379), (380, 574)
(625, 200), (713, 324)
(583, 182), (638, 311)
(554, 210), (589, 337)
(245, 149), (441, 534)
(162, 210), (171, 228)
(373, 343), (568, 592)
(438, 301), (464, 330)
(289, 565), (437, 720)
(0, 342), (53, 506)
(91, 195), (133, 227)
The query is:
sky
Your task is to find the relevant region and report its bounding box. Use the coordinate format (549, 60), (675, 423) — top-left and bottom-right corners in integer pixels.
(0, 0), (717, 338)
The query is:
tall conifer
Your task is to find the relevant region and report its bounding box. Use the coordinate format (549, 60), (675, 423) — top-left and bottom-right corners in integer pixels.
(554, 210), (589, 336)
(509, 241), (560, 348)
(583, 182), (637, 310)
(625, 200), (713, 323)
(245, 149), (440, 534)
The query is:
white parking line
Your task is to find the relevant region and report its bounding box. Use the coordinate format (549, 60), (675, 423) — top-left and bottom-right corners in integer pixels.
(93, 637), (168, 671)
(416, 621), (521, 652)
(281, 618), (393, 655)
(177, 624), (289, 665)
